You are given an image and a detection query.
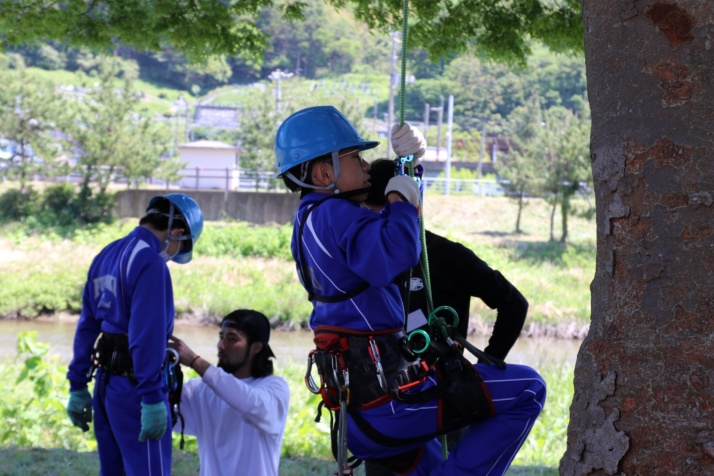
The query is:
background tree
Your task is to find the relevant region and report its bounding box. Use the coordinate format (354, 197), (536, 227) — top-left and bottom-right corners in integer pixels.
(542, 106), (591, 243)
(0, 67), (66, 193)
(66, 60), (167, 220)
(236, 86), (285, 190)
(497, 95), (546, 234)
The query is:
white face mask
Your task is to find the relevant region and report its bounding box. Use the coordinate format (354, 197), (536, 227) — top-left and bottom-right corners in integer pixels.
(159, 239), (180, 263)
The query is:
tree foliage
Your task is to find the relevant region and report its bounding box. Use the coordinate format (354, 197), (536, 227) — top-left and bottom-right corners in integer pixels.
(0, 0), (291, 62)
(0, 66), (66, 192)
(1, 0), (582, 75)
(66, 60), (168, 196)
(333, 0), (583, 63)
(497, 95), (590, 240)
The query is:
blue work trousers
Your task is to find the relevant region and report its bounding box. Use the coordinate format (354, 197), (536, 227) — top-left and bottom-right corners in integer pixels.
(93, 369), (172, 476)
(348, 363), (546, 476)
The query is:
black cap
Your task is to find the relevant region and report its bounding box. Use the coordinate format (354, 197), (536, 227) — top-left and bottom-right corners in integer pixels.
(365, 159), (396, 207)
(221, 310), (275, 358)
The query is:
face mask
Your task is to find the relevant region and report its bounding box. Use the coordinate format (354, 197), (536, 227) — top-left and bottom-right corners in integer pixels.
(159, 239), (179, 262)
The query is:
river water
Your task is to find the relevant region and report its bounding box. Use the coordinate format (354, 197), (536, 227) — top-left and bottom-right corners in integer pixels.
(0, 318), (581, 369)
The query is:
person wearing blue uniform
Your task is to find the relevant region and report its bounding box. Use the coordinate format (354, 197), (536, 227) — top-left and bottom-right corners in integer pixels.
(275, 106), (546, 476)
(66, 193), (203, 476)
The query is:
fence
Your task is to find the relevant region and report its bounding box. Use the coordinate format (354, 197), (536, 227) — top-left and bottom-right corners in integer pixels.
(27, 167), (511, 196)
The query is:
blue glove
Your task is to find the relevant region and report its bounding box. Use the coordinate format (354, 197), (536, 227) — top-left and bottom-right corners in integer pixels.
(66, 389), (93, 432)
(139, 401), (167, 442)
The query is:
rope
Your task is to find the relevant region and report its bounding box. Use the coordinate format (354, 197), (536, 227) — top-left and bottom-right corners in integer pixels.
(398, 0), (409, 127)
(397, 0), (444, 459)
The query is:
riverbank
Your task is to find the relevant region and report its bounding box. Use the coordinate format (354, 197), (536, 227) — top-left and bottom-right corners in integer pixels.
(10, 311), (591, 340)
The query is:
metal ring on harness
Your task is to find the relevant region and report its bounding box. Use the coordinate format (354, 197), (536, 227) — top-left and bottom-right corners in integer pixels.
(407, 329), (431, 354)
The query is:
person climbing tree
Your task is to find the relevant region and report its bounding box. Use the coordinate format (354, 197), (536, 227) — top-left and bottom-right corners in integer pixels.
(275, 105), (546, 475)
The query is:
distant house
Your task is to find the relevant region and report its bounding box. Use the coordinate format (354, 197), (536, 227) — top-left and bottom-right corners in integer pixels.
(177, 140), (241, 190)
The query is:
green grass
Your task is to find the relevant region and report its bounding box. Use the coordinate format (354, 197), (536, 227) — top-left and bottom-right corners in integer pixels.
(19, 66), (192, 118)
(0, 195), (595, 330)
(201, 73), (390, 110)
(0, 336), (572, 475)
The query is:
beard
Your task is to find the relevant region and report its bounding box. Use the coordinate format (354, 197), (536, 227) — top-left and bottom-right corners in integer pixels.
(217, 356), (248, 375)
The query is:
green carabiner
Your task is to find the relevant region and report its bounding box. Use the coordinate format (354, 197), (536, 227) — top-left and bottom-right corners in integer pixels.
(428, 306), (459, 329)
(407, 329), (431, 354)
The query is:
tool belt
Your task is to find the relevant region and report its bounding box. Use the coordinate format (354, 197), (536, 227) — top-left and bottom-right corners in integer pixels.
(305, 326), (428, 410)
(92, 332), (134, 377)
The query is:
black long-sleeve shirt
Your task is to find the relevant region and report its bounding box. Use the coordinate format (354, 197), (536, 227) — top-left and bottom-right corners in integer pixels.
(401, 230), (528, 360)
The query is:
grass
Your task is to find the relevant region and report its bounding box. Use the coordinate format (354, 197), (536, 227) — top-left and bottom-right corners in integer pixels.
(0, 194), (596, 331)
(0, 449), (558, 475)
(0, 339), (572, 475)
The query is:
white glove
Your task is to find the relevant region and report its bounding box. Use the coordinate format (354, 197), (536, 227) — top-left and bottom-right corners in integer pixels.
(385, 175), (420, 207)
(391, 124), (426, 164)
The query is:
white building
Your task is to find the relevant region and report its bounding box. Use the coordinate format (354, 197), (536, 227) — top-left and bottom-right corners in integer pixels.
(177, 140), (241, 190)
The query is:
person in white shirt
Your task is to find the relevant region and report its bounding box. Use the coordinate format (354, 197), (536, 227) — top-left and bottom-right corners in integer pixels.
(169, 309), (290, 476)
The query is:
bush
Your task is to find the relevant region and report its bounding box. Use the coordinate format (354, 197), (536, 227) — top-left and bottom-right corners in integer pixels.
(76, 188), (115, 225)
(0, 188), (40, 221)
(38, 183), (79, 227)
(0, 332), (96, 451)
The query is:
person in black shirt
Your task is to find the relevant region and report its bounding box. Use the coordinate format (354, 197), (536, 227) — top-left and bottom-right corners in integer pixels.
(363, 158), (530, 476)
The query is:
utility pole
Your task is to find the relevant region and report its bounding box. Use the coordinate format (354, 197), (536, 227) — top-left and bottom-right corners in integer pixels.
(386, 32), (399, 160)
(423, 103), (430, 140)
(269, 69), (294, 113)
(433, 96), (444, 161)
(445, 95), (454, 195)
(373, 101), (378, 136)
(478, 125), (486, 197)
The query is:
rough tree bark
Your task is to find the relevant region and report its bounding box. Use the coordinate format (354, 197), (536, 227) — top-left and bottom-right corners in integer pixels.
(561, 1), (713, 475)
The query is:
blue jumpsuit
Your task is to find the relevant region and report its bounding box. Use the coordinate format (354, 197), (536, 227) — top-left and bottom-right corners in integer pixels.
(67, 226), (174, 476)
(293, 194), (547, 476)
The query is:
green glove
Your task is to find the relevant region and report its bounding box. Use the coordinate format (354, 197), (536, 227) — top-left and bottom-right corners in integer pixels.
(139, 401), (167, 442)
(67, 389), (93, 432)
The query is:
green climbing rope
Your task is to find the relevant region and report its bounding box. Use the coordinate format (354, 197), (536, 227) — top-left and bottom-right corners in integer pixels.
(396, 0), (446, 460)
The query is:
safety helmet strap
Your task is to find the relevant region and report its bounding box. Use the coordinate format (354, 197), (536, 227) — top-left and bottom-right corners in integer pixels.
(285, 150), (343, 194)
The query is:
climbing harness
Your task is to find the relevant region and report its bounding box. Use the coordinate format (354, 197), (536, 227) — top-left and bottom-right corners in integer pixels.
(306, 326), (429, 411)
(88, 333), (187, 448)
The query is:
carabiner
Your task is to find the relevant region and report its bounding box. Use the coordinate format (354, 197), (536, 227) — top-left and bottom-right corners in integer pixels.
(407, 329), (431, 354)
(165, 348), (180, 368)
(368, 337), (387, 392)
(304, 352), (322, 394)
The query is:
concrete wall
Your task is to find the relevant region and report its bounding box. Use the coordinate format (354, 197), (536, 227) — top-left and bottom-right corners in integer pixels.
(114, 189), (300, 225)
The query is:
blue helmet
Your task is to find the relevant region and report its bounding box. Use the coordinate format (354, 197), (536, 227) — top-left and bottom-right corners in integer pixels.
(274, 106), (379, 178)
(147, 193), (203, 264)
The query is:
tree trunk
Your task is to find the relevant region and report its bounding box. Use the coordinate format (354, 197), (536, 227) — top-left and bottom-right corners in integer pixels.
(515, 187), (524, 234)
(549, 193), (557, 242)
(561, 1), (714, 475)
(560, 188), (571, 244)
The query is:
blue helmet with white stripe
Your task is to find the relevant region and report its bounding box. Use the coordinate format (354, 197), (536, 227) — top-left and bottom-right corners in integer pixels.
(147, 193), (203, 264)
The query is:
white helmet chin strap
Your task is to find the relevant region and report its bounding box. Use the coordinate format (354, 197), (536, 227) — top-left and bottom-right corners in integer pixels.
(285, 150), (342, 193)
